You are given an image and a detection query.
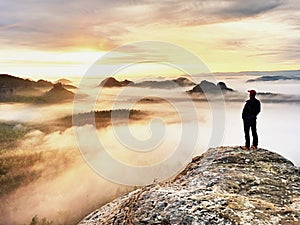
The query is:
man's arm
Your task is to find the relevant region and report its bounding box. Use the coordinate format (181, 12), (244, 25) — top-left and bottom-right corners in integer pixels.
(242, 101), (248, 119)
(256, 100), (261, 116)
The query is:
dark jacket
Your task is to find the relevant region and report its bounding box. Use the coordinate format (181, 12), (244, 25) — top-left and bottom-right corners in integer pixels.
(242, 97), (261, 120)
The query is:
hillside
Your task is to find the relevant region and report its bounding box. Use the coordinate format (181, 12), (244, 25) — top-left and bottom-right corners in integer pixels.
(78, 146), (300, 225)
(0, 74), (53, 90)
(42, 83), (74, 103)
(0, 74), (76, 102)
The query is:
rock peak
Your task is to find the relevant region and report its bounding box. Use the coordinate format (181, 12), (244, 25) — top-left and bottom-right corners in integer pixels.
(79, 146), (300, 225)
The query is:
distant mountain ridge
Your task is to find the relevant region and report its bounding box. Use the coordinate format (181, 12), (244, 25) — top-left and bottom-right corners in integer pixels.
(56, 78), (73, 85)
(99, 77), (196, 89)
(0, 74), (75, 103)
(0, 74), (76, 89)
(99, 77), (134, 87)
(98, 77), (236, 93)
(188, 80), (234, 94)
(2, 74), (299, 104)
(247, 75), (300, 82)
(0, 74), (52, 89)
(133, 77), (196, 89)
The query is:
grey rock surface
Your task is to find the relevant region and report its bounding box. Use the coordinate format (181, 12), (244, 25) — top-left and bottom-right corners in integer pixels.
(78, 146), (300, 225)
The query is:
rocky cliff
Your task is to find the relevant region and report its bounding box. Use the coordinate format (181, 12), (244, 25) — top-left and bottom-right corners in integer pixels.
(78, 146), (300, 225)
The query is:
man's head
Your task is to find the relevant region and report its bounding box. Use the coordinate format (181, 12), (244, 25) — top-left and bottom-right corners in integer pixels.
(248, 90), (256, 98)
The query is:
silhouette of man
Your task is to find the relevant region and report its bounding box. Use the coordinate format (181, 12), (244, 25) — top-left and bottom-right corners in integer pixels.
(242, 90), (261, 150)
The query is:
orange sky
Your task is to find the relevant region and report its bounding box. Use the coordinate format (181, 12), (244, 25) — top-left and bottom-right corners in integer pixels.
(0, 0), (299, 79)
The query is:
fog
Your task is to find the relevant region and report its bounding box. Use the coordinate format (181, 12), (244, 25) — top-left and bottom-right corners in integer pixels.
(216, 75), (300, 95)
(0, 127), (132, 225)
(0, 103), (73, 123)
(0, 75), (299, 224)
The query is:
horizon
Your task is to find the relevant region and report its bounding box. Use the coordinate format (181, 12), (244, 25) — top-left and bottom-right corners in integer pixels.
(1, 68), (300, 83)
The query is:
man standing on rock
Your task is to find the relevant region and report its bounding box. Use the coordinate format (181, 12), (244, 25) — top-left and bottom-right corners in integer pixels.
(241, 90), (261, 150)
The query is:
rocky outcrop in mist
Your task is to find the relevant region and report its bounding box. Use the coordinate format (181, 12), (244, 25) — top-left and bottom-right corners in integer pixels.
(99, 77), (134, 87)
(188, 80), (234, 94)
(0, 74), (76, 103)
(78, 146), (300, 225)
(42, 82), (74, 103)
(99, 77), (196, 89)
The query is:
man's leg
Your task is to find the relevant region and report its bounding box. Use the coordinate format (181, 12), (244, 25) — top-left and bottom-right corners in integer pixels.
(251, 120), (258, 147)
(243, 119), (250, 148)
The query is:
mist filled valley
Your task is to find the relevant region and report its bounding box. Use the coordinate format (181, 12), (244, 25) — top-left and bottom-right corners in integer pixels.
(0, 72), (300, 225)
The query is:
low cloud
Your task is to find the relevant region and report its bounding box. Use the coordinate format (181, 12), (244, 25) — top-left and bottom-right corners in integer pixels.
(0, 126), (132, 225)
(247, 75), (300, 82)
(0, 121), (205, 224)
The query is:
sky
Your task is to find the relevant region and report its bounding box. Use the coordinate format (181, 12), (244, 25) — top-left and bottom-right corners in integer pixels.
(0, 0), (300, 79)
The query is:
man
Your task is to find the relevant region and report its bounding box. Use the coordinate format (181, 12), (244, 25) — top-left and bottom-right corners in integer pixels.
(241, 90), (261, 150)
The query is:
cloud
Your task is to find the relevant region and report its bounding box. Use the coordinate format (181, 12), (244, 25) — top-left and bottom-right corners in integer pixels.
(0, 0), (288, 51)
(124, 0), (284, 25)
(0, 126), (131, 224)
(247, 75), (300, 82)
(0, 0), (127, 50)
(219, 0), (283, 17)
(0, 0), (299, 71)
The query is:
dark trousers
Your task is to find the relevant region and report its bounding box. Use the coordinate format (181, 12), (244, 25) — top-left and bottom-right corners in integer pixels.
(243, 119), (258, 147)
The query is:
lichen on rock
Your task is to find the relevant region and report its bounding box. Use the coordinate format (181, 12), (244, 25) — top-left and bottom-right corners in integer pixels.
(78, 146), (300, 225)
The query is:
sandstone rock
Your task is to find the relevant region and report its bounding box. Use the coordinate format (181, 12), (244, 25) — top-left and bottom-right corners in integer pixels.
(99, 77), (134, 87)
(78, 146), (300, 225)
(188, 80), (234, 94)
(42, 82), (74, 103)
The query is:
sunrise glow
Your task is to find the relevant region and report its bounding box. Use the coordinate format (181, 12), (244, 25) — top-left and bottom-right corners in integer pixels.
(0, 0), (299, 80)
